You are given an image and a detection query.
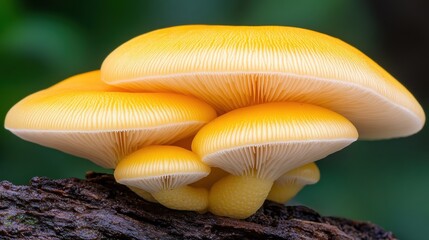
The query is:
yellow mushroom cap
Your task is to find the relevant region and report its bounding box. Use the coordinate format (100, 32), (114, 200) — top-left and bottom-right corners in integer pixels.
(275, 162), (320, 185)
(114, 145), (211, 193)
(267, 162), (320, 204)
(4, 71), (217, 168)
(192, 102), (358, 181)
(101, 25), (425, 139)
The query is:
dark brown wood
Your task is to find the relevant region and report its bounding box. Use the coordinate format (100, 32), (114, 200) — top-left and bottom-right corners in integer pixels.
(0, 172), (396, 240)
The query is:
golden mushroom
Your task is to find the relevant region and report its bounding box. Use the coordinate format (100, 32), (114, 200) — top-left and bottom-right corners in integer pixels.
(193, 102), (358, 219)
(114, 145), (210, 212)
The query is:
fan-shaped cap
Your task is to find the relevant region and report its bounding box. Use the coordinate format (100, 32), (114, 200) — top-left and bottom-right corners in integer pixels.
(101, 25), (425, 139)
(267, 162), (320, 204)
(275, 162), (320, 185)
(192, 102), (358, 181)
(114, 145), (210, 193)
(4, 71), (217, 168)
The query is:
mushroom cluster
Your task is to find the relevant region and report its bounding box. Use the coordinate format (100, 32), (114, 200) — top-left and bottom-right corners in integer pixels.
(5, 25), (425, 219)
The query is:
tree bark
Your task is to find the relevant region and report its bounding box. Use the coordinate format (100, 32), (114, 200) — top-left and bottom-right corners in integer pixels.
(0, 172), (395, 240)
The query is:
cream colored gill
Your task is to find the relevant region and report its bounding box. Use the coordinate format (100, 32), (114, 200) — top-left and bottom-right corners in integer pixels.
(101, 25), (424, 139)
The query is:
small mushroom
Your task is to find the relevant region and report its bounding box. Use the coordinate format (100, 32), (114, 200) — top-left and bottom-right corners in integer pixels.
(267, 162), (320, 204)
(101, 25), (424, 139)
(192, 102), (358, 219)
(114, 145), (210, 212)
(4, 71), (217, 168)
(190, 167), (229, 189)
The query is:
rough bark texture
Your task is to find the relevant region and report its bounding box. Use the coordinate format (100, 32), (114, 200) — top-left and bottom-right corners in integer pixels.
(0, 172), (395, 240)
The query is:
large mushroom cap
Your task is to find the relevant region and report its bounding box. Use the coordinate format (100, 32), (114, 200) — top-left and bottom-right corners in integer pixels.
(101, 25), (425, 139)
(4, 71), (217, 168)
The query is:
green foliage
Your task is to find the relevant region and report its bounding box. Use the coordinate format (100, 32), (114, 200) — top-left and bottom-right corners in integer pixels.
(1, 1), (427, 239)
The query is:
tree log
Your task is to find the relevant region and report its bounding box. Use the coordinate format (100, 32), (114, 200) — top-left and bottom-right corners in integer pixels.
(0, 172), (395, 240)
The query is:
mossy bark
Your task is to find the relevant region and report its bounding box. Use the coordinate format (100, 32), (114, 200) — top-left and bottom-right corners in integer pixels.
(0, 172), (395, 240)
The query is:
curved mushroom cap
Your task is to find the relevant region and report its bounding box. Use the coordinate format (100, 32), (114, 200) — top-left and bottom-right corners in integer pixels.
(4, 71), (217, 168)
(114, 145), (210, 193)
(267, 162), (320, 204)
(192, 102), (358, 181)
(102, 25), (425, 139)
(275, 162), (320, 185)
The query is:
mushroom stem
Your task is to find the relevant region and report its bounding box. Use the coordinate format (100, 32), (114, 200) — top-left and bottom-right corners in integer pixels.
(152, 186), (209, 212)
(208, 175), (273, 219)
(267, 183), (303, 204)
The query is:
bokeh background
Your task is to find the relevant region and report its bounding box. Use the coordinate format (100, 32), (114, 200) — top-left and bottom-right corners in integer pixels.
(1, 1), (428, 239)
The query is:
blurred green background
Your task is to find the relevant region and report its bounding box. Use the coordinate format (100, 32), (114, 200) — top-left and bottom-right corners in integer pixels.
(1, 0), (428, 239)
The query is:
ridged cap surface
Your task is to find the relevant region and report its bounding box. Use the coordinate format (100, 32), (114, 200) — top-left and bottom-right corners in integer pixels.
(102, 25), (425, 139)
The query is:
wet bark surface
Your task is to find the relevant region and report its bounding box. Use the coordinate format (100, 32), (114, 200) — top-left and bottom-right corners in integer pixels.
(0, 172), (396, 240)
